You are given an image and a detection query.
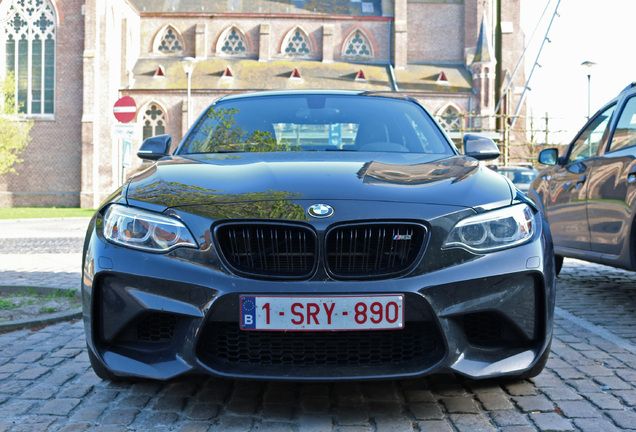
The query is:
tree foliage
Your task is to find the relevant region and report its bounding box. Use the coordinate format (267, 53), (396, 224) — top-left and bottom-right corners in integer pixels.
(0, 73), (32, 176)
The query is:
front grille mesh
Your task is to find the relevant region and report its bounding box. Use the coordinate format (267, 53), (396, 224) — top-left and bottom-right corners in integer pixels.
(215, 222), (427, 280)
(463, 313), (502, 344)
(462, 312), (529, 347)
(136, 313), (179, 342)
(198, 321), (440, 369)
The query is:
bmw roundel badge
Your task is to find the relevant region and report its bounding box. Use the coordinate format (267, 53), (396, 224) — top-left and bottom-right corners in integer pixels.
(307, 204), (334, 218)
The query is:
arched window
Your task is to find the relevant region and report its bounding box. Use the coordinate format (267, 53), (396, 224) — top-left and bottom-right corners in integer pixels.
(437, 105), (463, 132)
(342, 29), (373, 60)
(282, 27), (312, 57)
(154, 25), (184, 55)
(142, 103), (167, 140)
(3, 0), (56, 115)
(218, 26), (248, 56)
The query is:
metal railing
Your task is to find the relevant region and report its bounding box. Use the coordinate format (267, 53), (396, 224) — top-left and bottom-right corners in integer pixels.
(435, 112), (581, 166)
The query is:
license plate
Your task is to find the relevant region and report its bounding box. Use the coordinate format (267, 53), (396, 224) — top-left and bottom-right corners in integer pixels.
(240, 295), (404, 331)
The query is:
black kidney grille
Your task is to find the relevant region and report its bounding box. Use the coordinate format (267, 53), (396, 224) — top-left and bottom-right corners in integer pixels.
(326, 223), (426, 278)
(198, 321), (440, 370)
(216, 224), (316, 278)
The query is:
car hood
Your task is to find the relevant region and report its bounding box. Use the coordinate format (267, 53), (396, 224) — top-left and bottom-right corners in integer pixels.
(125, 152), (513, 211)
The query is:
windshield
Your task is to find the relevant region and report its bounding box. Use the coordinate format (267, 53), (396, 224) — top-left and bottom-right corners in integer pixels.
(178, 94), (454, 155)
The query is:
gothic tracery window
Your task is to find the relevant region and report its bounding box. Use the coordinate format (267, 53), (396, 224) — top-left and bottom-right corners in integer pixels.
(142, 103), (167, 140)
(438, 106), (463, 133)
(219, 26), (247, 56)
(343, 30), (373, 60)
(155, 25), (184, 55)
(4, 0), (56, 115)
(282, 27), (312, 57)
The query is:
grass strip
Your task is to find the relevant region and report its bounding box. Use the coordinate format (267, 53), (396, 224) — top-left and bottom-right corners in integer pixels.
(0, 207), (95, 219)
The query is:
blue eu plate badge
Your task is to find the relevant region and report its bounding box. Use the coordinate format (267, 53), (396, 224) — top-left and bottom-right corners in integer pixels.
(241, 296), (256, 330)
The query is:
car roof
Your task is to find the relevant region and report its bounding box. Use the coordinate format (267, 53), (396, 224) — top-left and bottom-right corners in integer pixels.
(491, 166), (537, 172)
(216, 89), (414, 103)
(499, 166), (536, 170)
(619, 82), (636, 96)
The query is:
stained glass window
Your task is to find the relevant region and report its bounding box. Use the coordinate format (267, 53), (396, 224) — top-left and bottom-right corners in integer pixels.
(156, 26), (184, 55)
(142, 103), (166, 140)
(283, 28), (311, 57)
(219, 27), (247, 56)
(343, 30), (373, 60)
(4, 0), (56, 115)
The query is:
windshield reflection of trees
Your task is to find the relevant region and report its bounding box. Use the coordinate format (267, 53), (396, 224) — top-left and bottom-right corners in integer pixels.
(183, 108), (300, 154)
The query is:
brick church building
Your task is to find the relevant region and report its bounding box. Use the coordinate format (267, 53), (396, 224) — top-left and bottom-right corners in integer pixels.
(0, 0), (525, 208)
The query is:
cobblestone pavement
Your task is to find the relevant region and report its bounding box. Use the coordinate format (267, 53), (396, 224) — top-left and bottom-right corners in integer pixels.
(1, 219), (636, 431)
(0, 218), (87, 291)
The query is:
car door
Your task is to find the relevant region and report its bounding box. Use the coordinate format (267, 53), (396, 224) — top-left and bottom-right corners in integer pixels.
(587, 94), (636, 257)
(543, 104), (616, 251)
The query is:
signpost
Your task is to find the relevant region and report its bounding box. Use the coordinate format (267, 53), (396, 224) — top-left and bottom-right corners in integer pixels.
(122, 140), (132, 168)
(113, 96), (138, 184)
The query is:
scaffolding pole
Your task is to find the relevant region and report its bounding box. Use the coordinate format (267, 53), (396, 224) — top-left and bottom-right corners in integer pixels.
(510, 0), (562, 127)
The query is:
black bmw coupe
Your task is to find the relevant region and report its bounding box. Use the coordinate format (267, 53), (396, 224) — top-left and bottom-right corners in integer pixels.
(82, 90), (556, 381)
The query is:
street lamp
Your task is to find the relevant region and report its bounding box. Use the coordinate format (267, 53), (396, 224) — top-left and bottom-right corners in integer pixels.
(581, 60), (597, 119)
(182, 57), (197, 127)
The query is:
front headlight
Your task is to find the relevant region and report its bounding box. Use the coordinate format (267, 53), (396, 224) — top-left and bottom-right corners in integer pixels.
(443, 204), (535, 253)
(103, 205), (198, 252)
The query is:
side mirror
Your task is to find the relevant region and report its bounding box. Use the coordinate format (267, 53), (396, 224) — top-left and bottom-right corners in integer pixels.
(538, 148), (559, 166)
(137, 135), (172, 161)
(463, 134), (501, 161)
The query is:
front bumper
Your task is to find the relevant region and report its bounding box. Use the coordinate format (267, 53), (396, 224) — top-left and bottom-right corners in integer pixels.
(82, 213), (555, 381)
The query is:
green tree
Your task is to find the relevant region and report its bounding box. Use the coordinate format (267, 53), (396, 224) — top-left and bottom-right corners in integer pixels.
(0, 72), (32, 175)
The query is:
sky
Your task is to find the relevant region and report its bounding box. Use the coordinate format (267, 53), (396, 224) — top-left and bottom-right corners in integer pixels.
(520, 0), (636, 144)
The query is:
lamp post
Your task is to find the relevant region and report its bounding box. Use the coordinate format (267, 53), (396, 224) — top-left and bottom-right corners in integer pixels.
(581, 61), (597, 119)
(182, 57), (197, 127)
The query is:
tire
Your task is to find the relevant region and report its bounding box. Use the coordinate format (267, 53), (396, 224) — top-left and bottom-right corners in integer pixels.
(554, 255), (564, 277)
(87, 346), (123, 382)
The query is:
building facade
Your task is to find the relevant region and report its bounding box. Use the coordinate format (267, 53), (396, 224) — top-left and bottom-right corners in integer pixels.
(0, 0), (525, 208)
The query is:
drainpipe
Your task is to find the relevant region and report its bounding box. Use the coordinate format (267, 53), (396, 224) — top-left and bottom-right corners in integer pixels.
(388, 20), (398, 91)
(389, 64), (399, 92)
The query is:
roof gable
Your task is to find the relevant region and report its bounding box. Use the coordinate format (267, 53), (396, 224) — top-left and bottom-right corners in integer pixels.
(131, 0), (383, 16)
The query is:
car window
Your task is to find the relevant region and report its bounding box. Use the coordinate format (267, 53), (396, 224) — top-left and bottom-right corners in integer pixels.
(500, 170), (536, 183)
(608, 96), (636, 153)
(566, 104), (616, 164)
(179, 94), (454, 155)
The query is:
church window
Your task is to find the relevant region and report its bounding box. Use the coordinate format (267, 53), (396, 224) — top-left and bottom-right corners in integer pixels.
(155, 25), (184, 55)
(283, 28), (312, 57)
(438, 106), (463, 132)
(343, 30), (373, 60)
(142, 103), (167, 140)
(3, 0), (56, 115)
(219, 27), (247, 56)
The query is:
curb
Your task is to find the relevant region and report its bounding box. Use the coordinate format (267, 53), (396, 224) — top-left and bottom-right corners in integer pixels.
(0, 286), (82, 332)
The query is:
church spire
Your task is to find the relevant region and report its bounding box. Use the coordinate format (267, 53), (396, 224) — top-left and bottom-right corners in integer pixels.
(473, 12), (495, 65)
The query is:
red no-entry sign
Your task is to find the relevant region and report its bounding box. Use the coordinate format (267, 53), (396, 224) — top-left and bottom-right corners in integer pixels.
(113, 96), (137, 123)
